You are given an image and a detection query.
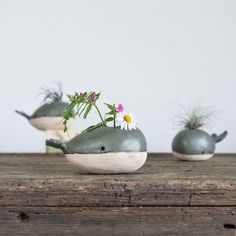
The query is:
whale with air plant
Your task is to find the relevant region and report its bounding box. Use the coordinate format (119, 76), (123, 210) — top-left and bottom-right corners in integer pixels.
(46, 92), (147, 174)
(172, 104), (228, 161)
(15, 82), (75, 131)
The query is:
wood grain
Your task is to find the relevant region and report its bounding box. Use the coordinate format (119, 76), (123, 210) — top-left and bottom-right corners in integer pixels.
(0, 153), (236, 235)
(0, 206), (235, 236)
(0, 153), (236, 207)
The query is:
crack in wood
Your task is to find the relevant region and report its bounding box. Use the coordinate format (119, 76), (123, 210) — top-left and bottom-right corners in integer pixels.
(128, 196), (132, 204)
(188, 193), (192, 206)
(223, 224), (236, 229)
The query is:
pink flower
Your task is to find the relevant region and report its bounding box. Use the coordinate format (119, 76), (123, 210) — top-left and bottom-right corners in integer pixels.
(116, 103), (124, 113)
(88, 92), (97, 103)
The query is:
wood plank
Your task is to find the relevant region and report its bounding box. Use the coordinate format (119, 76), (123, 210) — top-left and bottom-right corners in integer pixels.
(1, 153), (236, 179)
(0, 154), (236, 207)
(0, 206), (236, 236)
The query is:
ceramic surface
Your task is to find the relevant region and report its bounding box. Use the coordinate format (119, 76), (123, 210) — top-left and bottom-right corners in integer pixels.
(46, 127), (148, 173)
(172, 129), (227, 161)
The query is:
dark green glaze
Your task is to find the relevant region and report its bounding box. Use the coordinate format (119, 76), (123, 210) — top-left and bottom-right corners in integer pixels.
(172, 129), (227, 155)
(15, 102), (73, 119)
(46, 127), (147, 154)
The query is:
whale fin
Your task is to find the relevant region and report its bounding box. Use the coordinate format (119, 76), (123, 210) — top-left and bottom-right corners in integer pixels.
(15, 110), (30, 119)
(212, 131), (228, 143)
(46, 139), (67, 152)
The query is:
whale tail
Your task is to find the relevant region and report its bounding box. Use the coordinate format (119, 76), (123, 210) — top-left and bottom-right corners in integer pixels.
(46, 139), (67, 152)
(212, 131), (228, 143)
(15, 110), (30, 119)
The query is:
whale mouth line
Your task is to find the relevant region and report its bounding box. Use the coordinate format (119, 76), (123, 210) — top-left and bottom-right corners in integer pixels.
(65, 150), (147, 154)
(172, 151), (214, 161)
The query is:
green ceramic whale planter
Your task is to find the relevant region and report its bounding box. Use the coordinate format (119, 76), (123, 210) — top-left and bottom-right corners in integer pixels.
(15, 83), (75, 131)
(171, 102), (228, 161)
(15, 101), (75, 131)
(46, 91), (148, 174)
(172, 129), (227, 161)
(47, 127), (147, 174)
(15, 83), (76, 153)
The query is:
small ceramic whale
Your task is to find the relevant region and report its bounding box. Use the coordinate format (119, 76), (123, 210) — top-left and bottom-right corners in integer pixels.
(46, 127), (147, 173)
(172, 129), (228, 161)
(16, 101), (75, 131)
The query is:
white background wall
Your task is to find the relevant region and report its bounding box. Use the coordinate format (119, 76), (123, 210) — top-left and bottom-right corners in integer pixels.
(0, 0), (235, 153)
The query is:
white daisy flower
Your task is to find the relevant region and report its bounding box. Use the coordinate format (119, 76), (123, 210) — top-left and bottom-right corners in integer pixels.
(116, 112), (137, 131)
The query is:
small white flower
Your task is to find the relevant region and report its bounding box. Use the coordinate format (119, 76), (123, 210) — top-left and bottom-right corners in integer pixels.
(116, 112), (137, 131)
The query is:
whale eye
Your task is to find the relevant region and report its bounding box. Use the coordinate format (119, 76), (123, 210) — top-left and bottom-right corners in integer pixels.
(202, 151), (205, 154)
(100, 146), (106, 152)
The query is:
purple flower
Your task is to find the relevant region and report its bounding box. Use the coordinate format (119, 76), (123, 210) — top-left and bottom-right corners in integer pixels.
(88, 92), (97, 103)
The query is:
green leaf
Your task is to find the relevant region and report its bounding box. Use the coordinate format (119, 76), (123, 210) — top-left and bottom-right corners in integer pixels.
(83, 104), (92, 119)
(106, 111), (115, 115)
(105, 117), (114, 122)
(96, 92), (101, 99)
(104, 103), (116, 111)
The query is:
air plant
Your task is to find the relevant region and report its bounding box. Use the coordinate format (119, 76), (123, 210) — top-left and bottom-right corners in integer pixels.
(174, 103), (216, 130)
(39, 81), (63, 104)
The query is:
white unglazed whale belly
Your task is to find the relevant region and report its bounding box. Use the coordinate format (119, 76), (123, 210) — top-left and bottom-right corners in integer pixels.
(29, 117), (76, 131)
(66, 152), (148, 174)
(172, 151), (214, 161)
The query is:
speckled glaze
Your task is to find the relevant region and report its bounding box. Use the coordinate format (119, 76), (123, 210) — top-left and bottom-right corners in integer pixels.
(172, 129), (227, 161)
(46, 127), (147, 173)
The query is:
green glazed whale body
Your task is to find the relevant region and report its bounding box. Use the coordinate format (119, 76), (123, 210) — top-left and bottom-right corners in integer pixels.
(46, 127), (147, 174)
(46, 126), (147, 154)
(172, 129), (228, 161)
(15, 101), (75, 132)
(15, 101), (70, 119)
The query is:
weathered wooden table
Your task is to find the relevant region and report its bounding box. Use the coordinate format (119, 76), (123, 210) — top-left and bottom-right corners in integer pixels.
(0, 153), (236, 236)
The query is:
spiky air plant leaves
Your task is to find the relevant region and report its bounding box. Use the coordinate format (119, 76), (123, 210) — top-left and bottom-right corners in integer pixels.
(174, 103), (216, 130)
(39, 81), (63, 104)
(183, 108), (211, 129)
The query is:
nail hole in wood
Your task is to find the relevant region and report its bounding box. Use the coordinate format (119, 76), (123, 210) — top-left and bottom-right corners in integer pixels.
(224, 224), (236, 229)
(17, 212), (29, 222)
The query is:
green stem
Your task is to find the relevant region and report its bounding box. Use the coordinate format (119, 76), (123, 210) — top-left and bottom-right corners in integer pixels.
(94, 104), (106, 126)
(113, 113), (116, 127)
